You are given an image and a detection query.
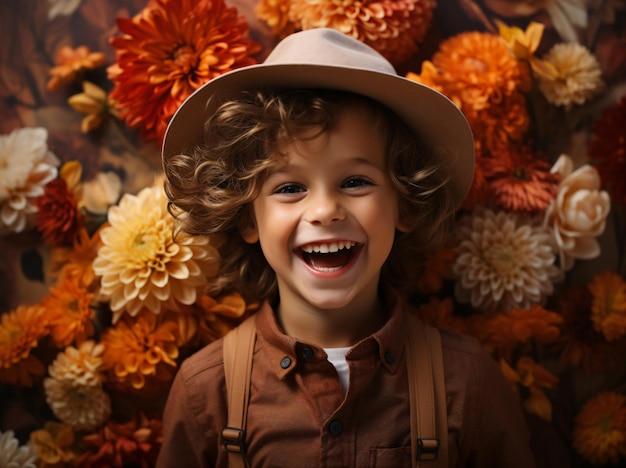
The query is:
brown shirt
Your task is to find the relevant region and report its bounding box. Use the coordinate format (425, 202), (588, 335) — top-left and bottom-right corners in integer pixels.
(157, 293), (536, 467)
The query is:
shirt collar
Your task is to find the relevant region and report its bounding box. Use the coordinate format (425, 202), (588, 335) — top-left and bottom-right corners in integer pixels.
(255, 288), (407, 379)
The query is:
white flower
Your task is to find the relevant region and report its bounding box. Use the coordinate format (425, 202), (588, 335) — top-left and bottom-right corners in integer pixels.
(537, 42), (604, 109)
(47, 0), (82, 20)
(0, 430), (38, 468)
(81, 171), (122, 215)
(544, 154), (611, 271)
(0, 127), (59, 234)
(453, 208), (562, 312)
(44, 377), (111, 431)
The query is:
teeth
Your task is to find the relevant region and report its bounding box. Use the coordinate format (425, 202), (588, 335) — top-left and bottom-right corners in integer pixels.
(301, 241), (356, 254)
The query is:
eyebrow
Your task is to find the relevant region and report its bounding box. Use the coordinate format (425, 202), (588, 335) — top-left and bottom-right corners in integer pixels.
(269, 156), (384, 174)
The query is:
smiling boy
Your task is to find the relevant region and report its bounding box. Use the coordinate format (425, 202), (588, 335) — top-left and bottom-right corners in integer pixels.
(157, 28), (536, 467)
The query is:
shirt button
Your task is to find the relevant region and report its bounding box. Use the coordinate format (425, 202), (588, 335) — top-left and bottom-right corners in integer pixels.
(328, 419), (343, 436)
(280, 357), (292, 369)
(384, 351), (394, 364)
(301, 347), (314, 359)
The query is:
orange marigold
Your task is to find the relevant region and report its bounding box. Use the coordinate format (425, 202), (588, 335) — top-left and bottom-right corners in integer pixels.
(287, 0), (436, 65)
(36, 178), (84, 247)
(108, 0), (261, 143)
(414, 246), (456, 295)
(410, 31), (530, 116)
(101, 311), (179, 392)
(78, 414), (162, 468)
(484, 144), (559, 213)
(41, 276), (95, 348)
(588, 272), (626, 342)
(0, 305), (47, 387)
(507, 356), (558, 421)
(47, 45), (106, 91)
(414, 296), (469, 335)
(473, 92), (529, 154)
(573, 391), (626, 465)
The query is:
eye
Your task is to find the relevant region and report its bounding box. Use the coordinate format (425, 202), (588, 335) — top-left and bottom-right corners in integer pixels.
(342, 177), (373, 189)
(273, 183), (305, 194)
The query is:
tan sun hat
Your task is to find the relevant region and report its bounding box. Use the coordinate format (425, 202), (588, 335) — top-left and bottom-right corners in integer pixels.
(162, 27), (475, 206)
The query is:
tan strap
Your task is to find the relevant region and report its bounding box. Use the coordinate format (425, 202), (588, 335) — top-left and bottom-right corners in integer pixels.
(222, 315), (257, 468)
(406, 313), (448, 468)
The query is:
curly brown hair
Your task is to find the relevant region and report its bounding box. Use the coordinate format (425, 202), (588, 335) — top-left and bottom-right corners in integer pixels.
(164, 89), (456, 303)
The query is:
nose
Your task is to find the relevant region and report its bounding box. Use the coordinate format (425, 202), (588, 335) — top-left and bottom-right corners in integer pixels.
(304, 190), (346, 226)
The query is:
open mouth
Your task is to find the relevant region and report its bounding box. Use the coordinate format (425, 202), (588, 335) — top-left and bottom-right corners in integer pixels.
(298, 241), (360, 272)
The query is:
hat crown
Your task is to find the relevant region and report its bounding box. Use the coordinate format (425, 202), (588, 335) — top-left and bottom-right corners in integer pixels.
(264, 28), (397, 76)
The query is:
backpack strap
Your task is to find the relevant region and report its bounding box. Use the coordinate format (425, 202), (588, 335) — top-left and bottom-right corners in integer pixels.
(221, 312), (448, 468)
(405, 313), (448, 468)
(222, 314), (257, 468)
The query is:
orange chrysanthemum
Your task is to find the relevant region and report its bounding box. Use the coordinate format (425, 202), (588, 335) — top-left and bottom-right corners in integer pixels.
(473, 92), (529, 155)
(47, 45), (106, 91)
(482, 305), (562, 360)
(409, 31), (531, 118)
(286, 0), (436, 65)
(588, 272), (626, 342)
(48, 227), (102, 290)
(588, 96), (626, 205)
(484, 145), (559, 213)
(108, 0), (261, 143)
(36, 178), (84, 247)
(573, 391), (626, 465)
(552, 286), (626, 373)
(0, 305), (47, 387)
(78, 414), (162, 468)
(100, 311), (179, 392)
(41, 276), (95, 348)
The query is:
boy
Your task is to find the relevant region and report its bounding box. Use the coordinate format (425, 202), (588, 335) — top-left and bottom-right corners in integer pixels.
(157, 28), (536, 467)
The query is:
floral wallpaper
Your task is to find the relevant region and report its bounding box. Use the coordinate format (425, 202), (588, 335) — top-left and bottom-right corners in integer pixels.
(1, 0), (625, 466)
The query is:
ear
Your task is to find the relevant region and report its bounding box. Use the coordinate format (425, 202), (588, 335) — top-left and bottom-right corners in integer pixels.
(239, 209), (259, 244)
(395, 215), (411, 233)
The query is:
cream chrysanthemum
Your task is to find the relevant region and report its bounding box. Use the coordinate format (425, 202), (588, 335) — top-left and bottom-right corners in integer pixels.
(0, 430), (38, 468)
(44, 377), (111, 431)
(537, 42), (604, 109)
(0, 127), (60, 234)
(453, 208), (562, 312)
(48, 341), (105, 387)
(93, 184), (220, 323)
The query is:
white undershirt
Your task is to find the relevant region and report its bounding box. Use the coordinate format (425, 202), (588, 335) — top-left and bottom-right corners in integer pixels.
(324, 347), (351, 395)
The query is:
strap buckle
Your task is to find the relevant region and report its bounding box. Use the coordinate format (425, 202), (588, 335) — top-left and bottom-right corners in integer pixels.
(416, 438), (439, 461)
(222, 427), (246, 453)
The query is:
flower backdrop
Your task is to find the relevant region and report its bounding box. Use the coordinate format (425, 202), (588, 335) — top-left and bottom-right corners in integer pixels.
(0, 0), (625, 466)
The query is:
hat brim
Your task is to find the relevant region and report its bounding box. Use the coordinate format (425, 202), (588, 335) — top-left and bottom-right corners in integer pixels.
(162, 63), (475, 206)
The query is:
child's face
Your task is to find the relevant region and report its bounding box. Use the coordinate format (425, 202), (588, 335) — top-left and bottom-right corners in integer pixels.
(241, 106), (405, 314)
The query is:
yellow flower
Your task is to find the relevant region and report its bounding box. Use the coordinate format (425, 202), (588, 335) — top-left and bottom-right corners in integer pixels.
(573, 391), (626, 465)
(588, 272), (626, 342)
(92, 183), (220, 322)
(0, 305), (47, 387)
(29, 422), (76, 467)
(497, 21), (558, 80)
(537, 42), (604, 109)
(256, 0), (297, 38)
(68, 81), (119, 133)
(47, 341), (105, 387)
